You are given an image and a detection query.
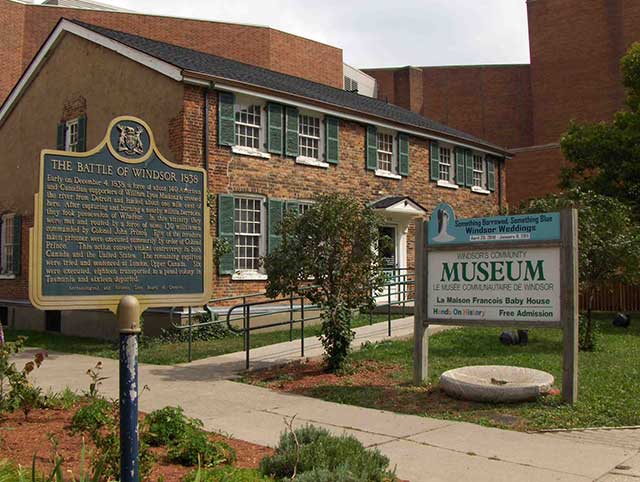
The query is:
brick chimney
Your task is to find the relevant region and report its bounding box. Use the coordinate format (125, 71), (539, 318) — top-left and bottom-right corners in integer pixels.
(393, 66), (423, 113)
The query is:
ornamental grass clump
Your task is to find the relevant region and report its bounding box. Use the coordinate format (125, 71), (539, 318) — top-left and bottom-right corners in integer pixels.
(259, 425), (396, 482)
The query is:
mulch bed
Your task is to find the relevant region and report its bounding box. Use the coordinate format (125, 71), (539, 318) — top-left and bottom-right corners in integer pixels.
(0, 405), (273, 481)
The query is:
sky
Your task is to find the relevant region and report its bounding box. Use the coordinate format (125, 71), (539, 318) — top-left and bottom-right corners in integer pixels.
(70, 0), (531, 68)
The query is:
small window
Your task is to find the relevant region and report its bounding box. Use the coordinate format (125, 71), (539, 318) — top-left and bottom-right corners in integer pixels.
(0, 214), (15, 275)
(299, 115), (321, 159)
(235, 103), (263, 150)
(377, 132), (395, 173)
(299, 202), (313, 215)
(473, 153), (485, 188)
(439, 146), (453, 182)
(66, 119), (79, 152)
(344, 76), (359, 92)
(234, 197), (265, 272)
(0, 306), (7, 326)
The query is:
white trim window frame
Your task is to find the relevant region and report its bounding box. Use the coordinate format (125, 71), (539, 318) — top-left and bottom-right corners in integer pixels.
(471, 152), (491, 194)
(472, 152), (485, 188)
(233, 196), (266, 275)
(0, 214), (15, 276)
(299, 201), (314, 215)
(298, 112), (323, 161)
(439, 145), (453, 182)
(65, 118), (79, 152)
(377, 130), (396, 175)
(234, 96), (266, 155)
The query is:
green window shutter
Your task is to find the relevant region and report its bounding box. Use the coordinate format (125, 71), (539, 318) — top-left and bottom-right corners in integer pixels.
(487, 158), (496, 192)
(77, 114), (87, 152)
(56, 123), (65, 150)
(217, 194), (235, 275)
(325, 116), (339, 164)
(430, 141), (440, 181)
(12, 215), (22, 275)
(267, 103), (283, 155)
(398, 133), (409, 176)
(286, 200), (301, 214)
(366, 125), (378, 171)
(285, 107), (299, 157)
(217, 92), (236, 147)
(455, 147), (466, 186)
(268, 199), (285, 253)
(465, 150), (473, 188)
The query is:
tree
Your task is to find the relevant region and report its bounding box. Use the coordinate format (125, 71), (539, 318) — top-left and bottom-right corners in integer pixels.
(560, 42), (640, 217)
(264, 194), (388, 371)
(521, 188), (640, 349)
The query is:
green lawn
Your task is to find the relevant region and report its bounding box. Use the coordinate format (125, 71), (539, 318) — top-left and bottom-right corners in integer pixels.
(4, 313), (399, 365)
(279, 313), (640, 431)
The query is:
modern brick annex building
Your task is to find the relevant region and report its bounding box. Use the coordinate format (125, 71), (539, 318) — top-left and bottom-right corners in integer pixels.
(0, 17), (509, 337)
(364, 0), (640, 205)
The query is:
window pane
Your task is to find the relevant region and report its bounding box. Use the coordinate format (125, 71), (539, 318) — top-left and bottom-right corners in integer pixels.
(377, 133), (394, 172)
(439, 147), (451, 181)
(298, 114), (321, 159)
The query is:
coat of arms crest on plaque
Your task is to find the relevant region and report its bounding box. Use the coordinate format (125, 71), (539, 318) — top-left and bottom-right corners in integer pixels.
(116, 123), (144, 155)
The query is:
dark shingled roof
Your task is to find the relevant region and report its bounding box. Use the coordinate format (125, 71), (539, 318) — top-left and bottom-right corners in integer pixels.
(70, 20), (509, 154)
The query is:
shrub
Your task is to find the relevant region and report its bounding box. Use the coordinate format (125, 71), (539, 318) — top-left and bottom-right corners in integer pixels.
(142, 406), (202, 446)
(158, 312), (234, 343)
(579, 314), (599, 351)
(184, 465), (274, 482)
(71, 398), (111, 434)
(42, 388), (79, 410)
(166, 425), (235, 467)
(0, 337), (46, 416)
(259, 425), (396, 482)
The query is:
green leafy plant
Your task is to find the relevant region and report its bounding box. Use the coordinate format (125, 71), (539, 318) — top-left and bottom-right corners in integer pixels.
(166, 425), (235, 467)
(0, 343), (46, 419)
(185, 464), (274, 482)
(520, 189), (640, 350)
(259, 425), (396, 482)
(158, 312), (234, 343)
(142, 405), (203, 446)
(84, 361), (108, 399)
(70, 398), (111, 434)
(578, 314), (599, 351)
(264, 194), (388, 371)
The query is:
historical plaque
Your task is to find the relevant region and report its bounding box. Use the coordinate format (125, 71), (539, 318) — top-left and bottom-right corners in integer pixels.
(30, 116), (212, 312)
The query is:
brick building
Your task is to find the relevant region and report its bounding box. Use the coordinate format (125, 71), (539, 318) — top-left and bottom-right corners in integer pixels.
(0, 18), (509, 336)
(363, 0), (640, 205)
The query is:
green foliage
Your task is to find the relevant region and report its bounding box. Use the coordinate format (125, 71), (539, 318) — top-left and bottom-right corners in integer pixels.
(560, 42), (640, 216)
(0, 337), (45, 418)
(70, 398), (111, 434)
(520, 189), (640, 350)
(41, 388), (79, 411)
(264, 194), (387, 371)
(84, 362), (108, 399)
(579, 314), (599, 352)
(142, 406), (203, 446)
(0, 439), (104, 482)
(184, 465), (274, 482)
(259, 425), (396, 482)
(159, 312), (235, 344)
(71, 397), (154, 480)
(167, 425), (235, 467)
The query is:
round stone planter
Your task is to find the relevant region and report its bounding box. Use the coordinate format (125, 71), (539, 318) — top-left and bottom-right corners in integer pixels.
(440, 365), (554, 403)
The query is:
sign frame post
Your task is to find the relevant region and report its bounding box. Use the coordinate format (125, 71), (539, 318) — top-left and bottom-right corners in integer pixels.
(117, 295), (141, 482)
(413, 206), (579, 404)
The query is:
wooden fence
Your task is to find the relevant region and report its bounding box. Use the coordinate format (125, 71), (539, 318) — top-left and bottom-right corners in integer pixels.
(580, 284), (640, 312)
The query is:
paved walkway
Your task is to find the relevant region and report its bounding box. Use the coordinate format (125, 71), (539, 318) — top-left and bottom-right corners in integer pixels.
(12, 319), (640, 482)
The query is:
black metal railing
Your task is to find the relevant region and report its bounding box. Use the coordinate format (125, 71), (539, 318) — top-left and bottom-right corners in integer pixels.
(169, 268), (415, 366)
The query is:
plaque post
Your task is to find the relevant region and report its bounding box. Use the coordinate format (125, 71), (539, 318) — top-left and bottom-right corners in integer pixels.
(117, 295), (141, 482)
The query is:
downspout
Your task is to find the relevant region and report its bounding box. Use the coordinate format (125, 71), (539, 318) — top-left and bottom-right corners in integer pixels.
(498, 158), (504, 213)
(203, 85), (212, 172)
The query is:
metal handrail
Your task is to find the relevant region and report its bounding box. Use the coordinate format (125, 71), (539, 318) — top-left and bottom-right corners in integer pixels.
(170, 269), (415, 365)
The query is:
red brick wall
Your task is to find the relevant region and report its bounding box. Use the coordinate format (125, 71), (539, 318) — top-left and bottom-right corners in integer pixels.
(0, 0), (343, 103)
(527, 0), (640, 145)
(364, 65), (533, 150)
(506, 146), (566, 206)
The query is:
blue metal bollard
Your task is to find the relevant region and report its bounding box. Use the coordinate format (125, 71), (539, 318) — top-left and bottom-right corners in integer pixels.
(117, 296), (141, 482)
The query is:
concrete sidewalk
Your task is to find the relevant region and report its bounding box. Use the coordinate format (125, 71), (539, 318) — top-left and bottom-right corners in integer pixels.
(11, 319), (639, 482)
